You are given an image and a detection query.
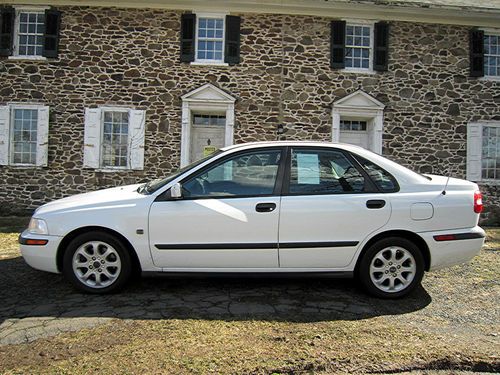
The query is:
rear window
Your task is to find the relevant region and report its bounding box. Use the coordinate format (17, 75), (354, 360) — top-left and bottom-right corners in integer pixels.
(355, 155), (399, 193)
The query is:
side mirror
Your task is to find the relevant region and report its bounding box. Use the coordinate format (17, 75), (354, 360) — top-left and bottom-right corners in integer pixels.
(169, 182), (183, 199)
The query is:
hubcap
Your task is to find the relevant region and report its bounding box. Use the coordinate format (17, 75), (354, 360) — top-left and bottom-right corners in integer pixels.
(72, 241), (122, 289)
(369, 246), (416, 293)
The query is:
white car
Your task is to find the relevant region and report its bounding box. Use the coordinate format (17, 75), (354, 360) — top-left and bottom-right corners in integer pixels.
(20, 141), (485, 298)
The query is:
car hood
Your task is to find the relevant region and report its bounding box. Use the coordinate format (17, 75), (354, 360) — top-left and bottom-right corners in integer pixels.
(34, 183), (145, 216)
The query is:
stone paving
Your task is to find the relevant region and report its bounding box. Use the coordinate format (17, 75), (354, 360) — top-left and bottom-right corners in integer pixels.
(0, 256), (431, 345)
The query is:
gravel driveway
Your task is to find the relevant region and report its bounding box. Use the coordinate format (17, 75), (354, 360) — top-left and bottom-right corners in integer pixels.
(0, 231), (498, 373)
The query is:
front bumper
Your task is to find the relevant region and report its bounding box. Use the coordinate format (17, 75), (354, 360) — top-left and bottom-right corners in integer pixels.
(419, 226), (486, 271)
(19, 230), (62, 274)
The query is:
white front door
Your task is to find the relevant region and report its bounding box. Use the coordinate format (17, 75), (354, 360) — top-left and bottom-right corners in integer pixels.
(149, 148), (285, 269)
(190, 114), (226, 163)
(339, 119), (369, 149)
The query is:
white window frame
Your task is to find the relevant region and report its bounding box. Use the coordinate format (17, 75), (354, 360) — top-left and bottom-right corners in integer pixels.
(9, 5), (49, 61)
(339, 119), (368, 131)
(10, 104), (39, 166)
(83, 106), (146, 171)
(468, 121), (500, 183)
(192, 12), (228, 66)
(342, 20), (375, 74)
(99, 107), (131, 170)
(0, 103), (49, 167)
(481, 28), (500, 81)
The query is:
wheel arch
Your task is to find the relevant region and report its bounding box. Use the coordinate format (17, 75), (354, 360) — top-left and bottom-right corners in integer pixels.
(56, 226), (142, 275)
(354, 230), (431, 275)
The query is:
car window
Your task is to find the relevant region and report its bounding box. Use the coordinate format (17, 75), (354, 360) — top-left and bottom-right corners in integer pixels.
(139, 150), (223, 194)
(182, 150), (282, 198)
(289, 149), (365, 194)
(354, 155), (399, 192)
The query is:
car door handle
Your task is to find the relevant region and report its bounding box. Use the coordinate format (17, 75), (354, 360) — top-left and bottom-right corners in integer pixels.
(366, 199), (386, 209)
(256, 203), (277, 213)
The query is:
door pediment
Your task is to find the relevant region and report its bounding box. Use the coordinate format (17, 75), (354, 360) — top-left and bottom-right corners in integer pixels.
(333, 90), (385, 110)
(331, 90), (385, 155)
(181, 83), (236, 104)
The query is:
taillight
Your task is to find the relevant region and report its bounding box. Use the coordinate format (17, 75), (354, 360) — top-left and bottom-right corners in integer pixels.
(474, 190), (483, 213)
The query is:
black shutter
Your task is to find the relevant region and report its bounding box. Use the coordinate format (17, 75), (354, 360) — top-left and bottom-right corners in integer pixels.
(0, 7), (15, 57)
(330, 20), (345, 69)
(180, 13), (196, 62)
(469, 29), (484, 77)
(42, 9), (61, 58)
(225, 15), (240, 65)
(374, 22), (389, 71)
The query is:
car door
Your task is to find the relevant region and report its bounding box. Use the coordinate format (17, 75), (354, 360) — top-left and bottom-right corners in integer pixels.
(278, 147), (392, 268)
(149, 147), (285, 269)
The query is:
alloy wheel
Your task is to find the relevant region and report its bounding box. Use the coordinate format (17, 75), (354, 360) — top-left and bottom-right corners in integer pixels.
(369, 246), (416, 293)
(72, 241), (122, 289)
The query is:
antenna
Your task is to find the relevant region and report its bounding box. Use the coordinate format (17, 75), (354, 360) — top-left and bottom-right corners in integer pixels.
(442, 176), (450, 195)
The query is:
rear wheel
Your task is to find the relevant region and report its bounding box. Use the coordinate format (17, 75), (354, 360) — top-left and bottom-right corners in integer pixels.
(62, 231), (132, 294)
(358, 237), (424, 298)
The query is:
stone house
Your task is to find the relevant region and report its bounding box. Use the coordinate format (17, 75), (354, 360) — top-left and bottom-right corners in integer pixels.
(0, 0), (499, 217)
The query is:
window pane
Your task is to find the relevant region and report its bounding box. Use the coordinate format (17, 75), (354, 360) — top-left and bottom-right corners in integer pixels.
(340, 120), (367, 131)
(101, 111), (129, 168)
(289, 149), (365, 194)
(196, 17), (224, 61)
(481, 125), (500, 180)
(17, 12), (45, 57)
(183, 151), (282, 198)
(345, 24), (371, 70)
(484, 33), (500, 77)
(193, 114), (226, 126)
(12, 109), (38, 165)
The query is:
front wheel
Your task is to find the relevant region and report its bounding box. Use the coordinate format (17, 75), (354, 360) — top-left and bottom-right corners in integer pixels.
(62, 231), (132, 294)
(358, 237), (424, 299)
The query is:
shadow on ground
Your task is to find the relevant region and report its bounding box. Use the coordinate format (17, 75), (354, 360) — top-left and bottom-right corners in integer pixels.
(0, 256), (431, 326)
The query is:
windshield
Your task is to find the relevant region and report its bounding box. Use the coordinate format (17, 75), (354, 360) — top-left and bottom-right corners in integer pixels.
(137, 151), (223, 194)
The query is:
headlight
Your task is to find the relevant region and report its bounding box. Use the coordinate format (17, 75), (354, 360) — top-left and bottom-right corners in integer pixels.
(28, 218), (49, 235)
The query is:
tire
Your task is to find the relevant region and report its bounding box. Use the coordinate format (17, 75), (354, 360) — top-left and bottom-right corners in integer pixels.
(358, 237), (424, 299)
(62, 231), (132, 294)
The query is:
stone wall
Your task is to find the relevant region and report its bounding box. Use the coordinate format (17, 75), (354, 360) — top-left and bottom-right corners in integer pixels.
(0, 6), (499, 216)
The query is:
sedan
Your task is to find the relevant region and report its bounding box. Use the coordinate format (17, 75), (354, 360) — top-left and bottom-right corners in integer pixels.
(20, 141), (485, 298)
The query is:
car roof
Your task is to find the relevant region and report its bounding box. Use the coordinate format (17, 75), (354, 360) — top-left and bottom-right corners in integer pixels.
(221, 141), (383, 160)
(221, 141), (363, 152)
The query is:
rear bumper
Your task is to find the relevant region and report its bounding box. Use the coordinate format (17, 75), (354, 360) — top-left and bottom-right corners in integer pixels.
(19, 230), (62, 274)
(419, 226), (485, 271)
